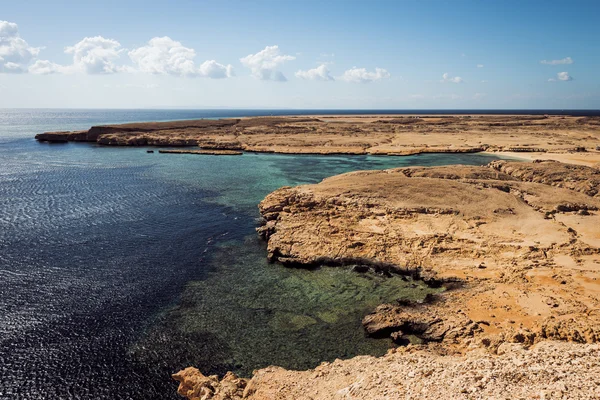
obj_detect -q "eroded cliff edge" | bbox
[258,160,600,347]
[174,160,600,399]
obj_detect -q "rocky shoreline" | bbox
[33,115,600,399]
[173,341,600,399]
[35,115,600,164]
[174,159,600,399]
[257,160,600,347]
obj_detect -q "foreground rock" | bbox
[35,115,600,162]
[173,368,247,400]
[174,341,600,399]
[258,160,600,347]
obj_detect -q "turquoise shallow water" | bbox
[0,109,506,399]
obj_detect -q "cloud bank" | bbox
[2,22,234,79]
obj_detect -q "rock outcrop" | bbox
[174,159,600,399]
[257,161,600,348]
[35,115,600,161]
[173,368,247,400]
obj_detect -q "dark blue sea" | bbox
[0,109,590,399]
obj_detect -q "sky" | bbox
[1,0,599,109]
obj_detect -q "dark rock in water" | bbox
[390,331,408,345]
[377,269,393,278]
[397,293,436,307]
[351,265,371,273]
[147,150,154,153]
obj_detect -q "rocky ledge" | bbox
[174,159,600,399]
[257,160,600,348]
[35,115,600,160]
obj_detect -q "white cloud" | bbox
[541,57,573,65]
[295,64,333,81]
[198,59,234,79]
[549,71,573,82]
[128,37,233,78]
[339,67,390,83]
[30,35,233,78]
[65,36,125,74]
[557,71,573,81]
[28,59,63,74]
[30,36,126,75]
[129,37,196,76]
[477,64,484,68]
[240,45,295,81]
[0,20,41,73]
[473,92,486,100]
[441,73,463,83]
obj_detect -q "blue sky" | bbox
[1,0,599,109]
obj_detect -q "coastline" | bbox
[32,113,600,398]
[35,114,600,161]
[173,158,600,399]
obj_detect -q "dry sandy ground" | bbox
[491,151,600,167]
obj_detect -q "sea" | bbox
[0,109,596,399]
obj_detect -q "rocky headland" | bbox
[257,160,600,348]
[35,115,600,166]
[175,158,600,399]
